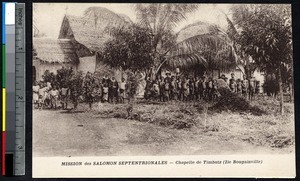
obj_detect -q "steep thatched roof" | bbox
[58,7,131,52]
[33,38,79,64]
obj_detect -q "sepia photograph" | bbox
[32,3,295,177]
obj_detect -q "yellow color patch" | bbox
[2,88,6,131]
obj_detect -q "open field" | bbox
[33,97,294,157]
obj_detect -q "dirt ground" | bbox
[33,105,294,157]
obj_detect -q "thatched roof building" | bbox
[57,7,132,81]
[33,7,133,81]
[58,7,131,53]
[33,38,79,81]
[33,38,79,64]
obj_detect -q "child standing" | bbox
[119,78,127,103]
[60,85,69,110]
[50,86,59,109]
[236,79,242,95]
[33,81,40,109]
[152,80,160,101]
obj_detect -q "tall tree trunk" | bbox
[278,67,284,115]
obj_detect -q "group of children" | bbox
[226,73,261,100]
[144,72,261,102]
[32,81,60,109]
[33,71,262,110]
[32,72,130,110]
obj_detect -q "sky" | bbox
[33,3,233,39]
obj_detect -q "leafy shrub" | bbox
[210,88,266,116]
[42,70,56,84]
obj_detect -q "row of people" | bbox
[225,73,261,100]
[32,73,130,110]
[144,73,261,102]
[33,72,262,110]
[145,74,220,102]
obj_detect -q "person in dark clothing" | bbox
[108,76,118,103]
[189,78,195,101]
[144,77,153,100]
[165,72,172,84]
[207,77,214,101]
[83,72,95,109]
[102,74,111,86]
[152,80,160,101]
[159,77,165,102]
[163,78,170,101]
[199,76,207,100]
[212,79,220,101]
[102,75,111,102]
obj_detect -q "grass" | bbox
[69,94,294,151]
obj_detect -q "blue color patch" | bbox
[2,2,5,44]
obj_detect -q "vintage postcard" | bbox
[32,3,295,178]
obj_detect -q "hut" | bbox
[32,38,79,81]
[58,7,132,79]
[33,7,132,82]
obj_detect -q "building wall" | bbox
[77,55,96,73]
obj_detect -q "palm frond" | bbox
[135,4,199,38]
[168,22,237,71]
[168,52,208,70]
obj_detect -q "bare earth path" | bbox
[33,110,288,157]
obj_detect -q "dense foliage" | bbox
[232,5,292,73]
[230,4,292,114]
[102,25,154,73]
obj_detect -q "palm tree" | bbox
[135,4,237,78]
[222,4,258,79]
[168,21,237,76]
[135,4,198,51]
[85,4,237,79]
[134,4,199,78]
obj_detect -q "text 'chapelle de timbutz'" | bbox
[61,159,263,166]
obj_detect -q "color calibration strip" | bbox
[2,2,16,176]
[2,2,26,176]
[14,3,26,176]
[1,2,5,175]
